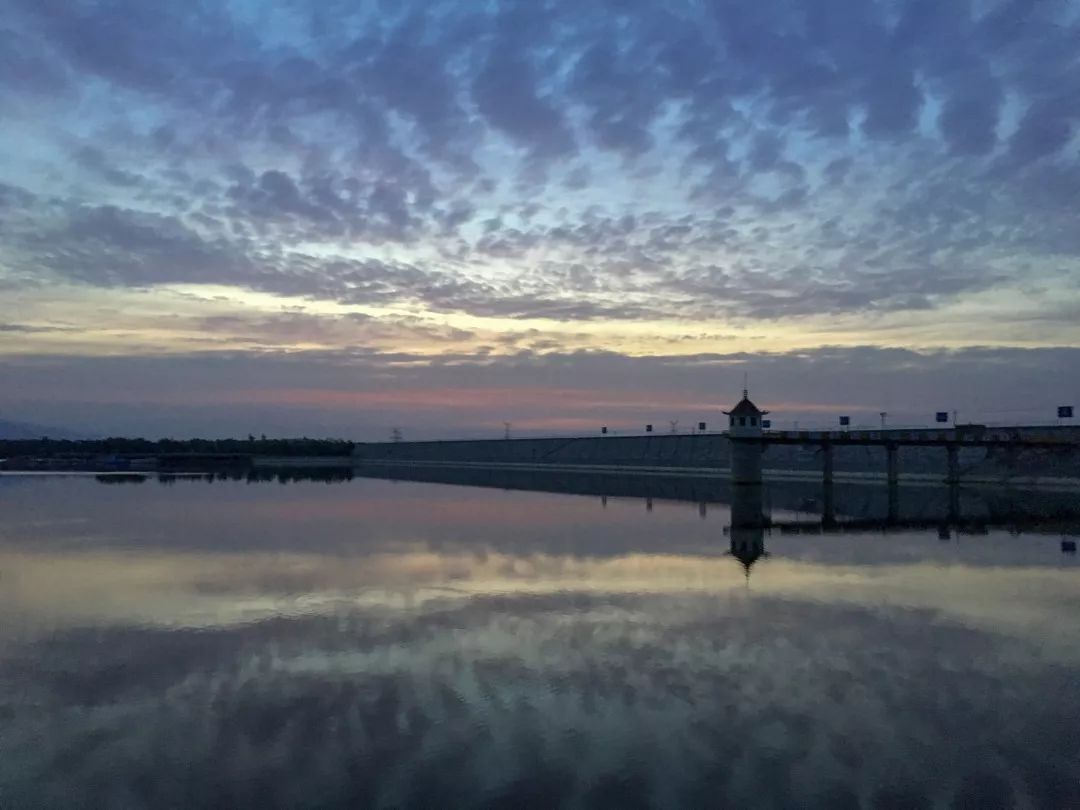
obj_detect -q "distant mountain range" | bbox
[0,419,88,440]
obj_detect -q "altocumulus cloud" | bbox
[0,0,1078,433]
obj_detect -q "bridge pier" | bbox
[822,480,836,527]
[887,481,899,523]
[946,444,960,484]
[948,481,961,525]
[730,439,764,485]
[886,443,900,521]
[820,442,837,526]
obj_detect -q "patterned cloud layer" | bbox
[1,1,1078,434]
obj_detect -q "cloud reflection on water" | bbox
[3,587,1078,808]
[0,475,1078,807]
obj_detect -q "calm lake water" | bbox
[1,470,1078,809]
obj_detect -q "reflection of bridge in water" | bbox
[91,464,1080,566]
[349,463,1080,557]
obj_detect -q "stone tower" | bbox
[725,390,767,485]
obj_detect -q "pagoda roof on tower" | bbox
[729,543,770,581]
[723,396,767,416]
[734,551,766,579]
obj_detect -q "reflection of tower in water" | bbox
[729,484,769,581]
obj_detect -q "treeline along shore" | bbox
[0,437,354,456]
[0,437,354,471]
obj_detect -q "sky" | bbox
[1,0,1078,438]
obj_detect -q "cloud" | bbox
[1010,96,1078,165]
[938,69,1003,156]
[0,0,1078,412]
[472,38,576,159]
[30,204,248,288]
[188,310,475,349]
[1,345,1078,438]
[0,323,74,333]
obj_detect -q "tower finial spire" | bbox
[743,370,749,400]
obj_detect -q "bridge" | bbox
[740,430,1080,487]
[730,430,1080,525]
[724,393,1080,489]
[351,393,1080,487]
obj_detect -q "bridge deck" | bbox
[741,433,1080,449]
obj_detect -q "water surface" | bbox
[1,472,1078,808]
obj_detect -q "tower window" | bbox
[739,417,746,426]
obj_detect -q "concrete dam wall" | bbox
[353,428,1080,485]
[354,434,731,468]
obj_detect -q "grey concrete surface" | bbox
[353,427,1080,483]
